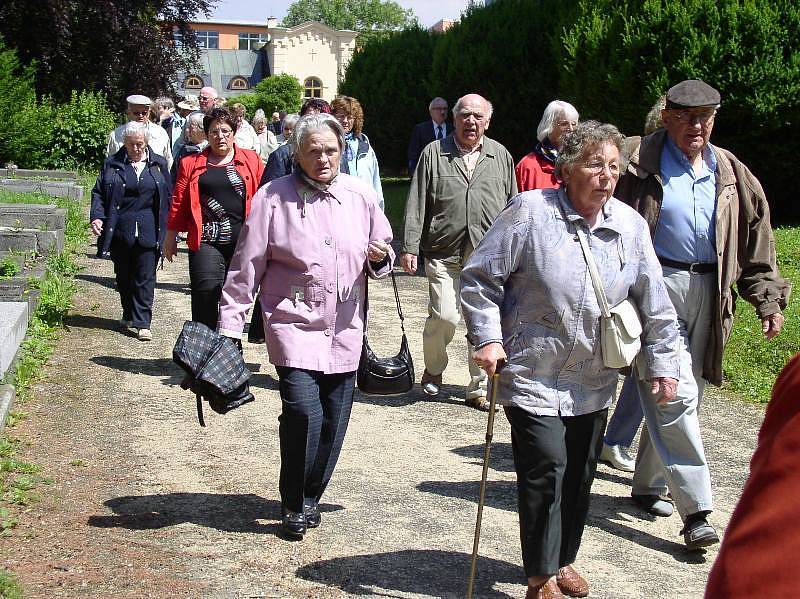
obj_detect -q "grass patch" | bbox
[382,177,410,235]
[0,569,22,598]
[722,227,800,402]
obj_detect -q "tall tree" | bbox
[0,0,216,109]
[283,0,417,47]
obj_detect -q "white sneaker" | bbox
[600,443,635,472]
[137,328,152,341]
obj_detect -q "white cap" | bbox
[126,94,152,105]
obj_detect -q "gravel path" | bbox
[1,246,764,598]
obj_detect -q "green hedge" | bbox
[341,0,800,220]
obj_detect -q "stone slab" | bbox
[0,302,28,379]
[0,204,66,230]
[1,168,79,180]
[0,179,83,201]
[0,384,14,433]
[0,228,64,255]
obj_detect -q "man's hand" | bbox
[163,229,178,262]
[650,377,678,404]
[762,312,784,340]
[472,342,507,377]
[400,252,417,274]
[90,219,103,236]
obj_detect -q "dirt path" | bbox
[1,246,763,598]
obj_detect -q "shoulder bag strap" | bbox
[363,267,406,335]
[576,226,612,318]
[390,269,407,335]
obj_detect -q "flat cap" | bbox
[665,79,720,109]
[126,94,152,106]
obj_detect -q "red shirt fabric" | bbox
[515,150,559,193]
[705,353,800,598]
[168,145,264,251]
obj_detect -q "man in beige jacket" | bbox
[401,93,516,411]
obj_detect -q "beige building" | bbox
[176,18,357,101]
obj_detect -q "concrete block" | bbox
[0,384,14,434]
[0,204,66,230]
[0,179,83,201]
[0,302,28,380]
[2,168,79,180]
[0,227,64,255]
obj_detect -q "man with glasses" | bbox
[198,86,218,115]
[107,94,173,170]
[615,79,790,549]
[402,93,516,411]
[407,97,452,174]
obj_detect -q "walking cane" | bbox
[466,360,504,599]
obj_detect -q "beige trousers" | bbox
[422,244,487,399]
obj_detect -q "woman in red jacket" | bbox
[163,107,264,329]
[515,100,578,192]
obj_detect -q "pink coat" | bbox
[218,172,394,374]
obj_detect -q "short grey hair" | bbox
[291,113,344,160]
[429,96,448,110]
[155,96,174,110]
[121,121,150,143]
[185,111,205,129]
[452,95,494,120]
[555,120,627,179]
[537,100,579,143]
[282,113,300,130]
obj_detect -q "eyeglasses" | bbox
[209,128,233,137]
[556,120,578,128]
[130,110,149,116]
[334,113,352,121]
[199,95,213,102]
[669,108,717,124]
[583,160,620,176]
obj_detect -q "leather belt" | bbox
[658,256,717,274]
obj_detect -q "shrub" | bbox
[42,90,118,171]
[234,74,304,118]
[339,26,440,174]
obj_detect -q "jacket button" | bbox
[325,237,332,245]
[324,328,332,336]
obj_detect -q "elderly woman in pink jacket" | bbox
[217,113,394,540]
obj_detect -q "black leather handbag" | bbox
[357,269,414,395]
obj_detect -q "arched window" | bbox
[304,77,323,98]
[228,77,249,91]
[184,75,203,89]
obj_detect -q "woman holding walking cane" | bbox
[460,121,679,598]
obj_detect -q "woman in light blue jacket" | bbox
[331,95,384,210]
[461,121,680,598]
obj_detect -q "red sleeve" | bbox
[168,154,193,231]
[705,353,800,598]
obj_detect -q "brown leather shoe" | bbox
[556,565,589,597]
[525,578,565,599]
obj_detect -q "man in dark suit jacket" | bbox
[407,97,451,174]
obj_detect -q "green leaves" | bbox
[235,74,304,117]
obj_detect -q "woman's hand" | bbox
[367,239,390,263]
[650,377,678,404]
[163,229,178,262]
[472,342,507,377]
[90,219,103,236]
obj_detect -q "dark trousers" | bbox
[276,366,355,513]
[110,237,157,328]
[188,242,235,330]
[505,405,608,577]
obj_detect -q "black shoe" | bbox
[681,514,719,550]
[281,509,306,539]
[632,493,674,517]
[304,501,321,528]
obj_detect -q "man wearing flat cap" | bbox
[107,94,173,169]
[615,79,791,549]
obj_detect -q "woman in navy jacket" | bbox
[90,121,172,341]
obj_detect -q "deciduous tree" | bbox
[283,0,417,46]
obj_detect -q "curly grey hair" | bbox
[555,120,627,179]
[291,113,344,159]
[121,121,150,143]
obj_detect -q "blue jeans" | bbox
[276,367,355,513]
[603,376,643,447]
